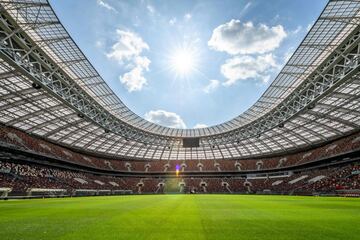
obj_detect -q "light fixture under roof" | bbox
[32,82,41,89]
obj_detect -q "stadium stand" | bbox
[0,0,360,199]
[0,150,359,198]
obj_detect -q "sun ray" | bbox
[168,44,200,78]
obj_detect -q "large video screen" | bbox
[182,138,200,148]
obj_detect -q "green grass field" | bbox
[0,195,359,240]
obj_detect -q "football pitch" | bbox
[0,195,359,240]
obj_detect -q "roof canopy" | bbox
[0,0,359,160]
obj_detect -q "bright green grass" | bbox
[0,195,359,240]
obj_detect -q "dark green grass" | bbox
[0,195,359,240]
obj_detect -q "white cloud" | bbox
[133,56,150,70]
[119,56,150,92]
[106,30,149,63]
[291,26,302,35]
[169,17,177,25]
[239,2,252,17]
[147,5,155,14]
[95,40,104,48]
[283,47,295,63]
[145,110,186,128]
[107,29,150,92]
[120,66,147,92]
[221,54,279,85]
[273,14,280,22]
[203,79,220,93]
[208,19,287,55]
[97,0,117,12]
[243,2,252,11]
[184,13,192,21]
[193,123,208,129]
[307,21,315,31]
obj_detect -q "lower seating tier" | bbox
[0,159,359,197]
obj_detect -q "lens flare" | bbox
[176,164,180,176]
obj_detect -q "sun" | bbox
[169,46,198,77]
[171,50,194,74]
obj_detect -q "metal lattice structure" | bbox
[0,0,359,160]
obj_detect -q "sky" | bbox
[50,0,328,129]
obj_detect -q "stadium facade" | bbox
[0,0,359,197]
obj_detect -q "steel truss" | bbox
[205,27,360,145]
[0,8,179,147]
[0,0,359,160]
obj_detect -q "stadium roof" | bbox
[0,0,359,160]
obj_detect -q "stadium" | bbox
[0,0,360,239]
